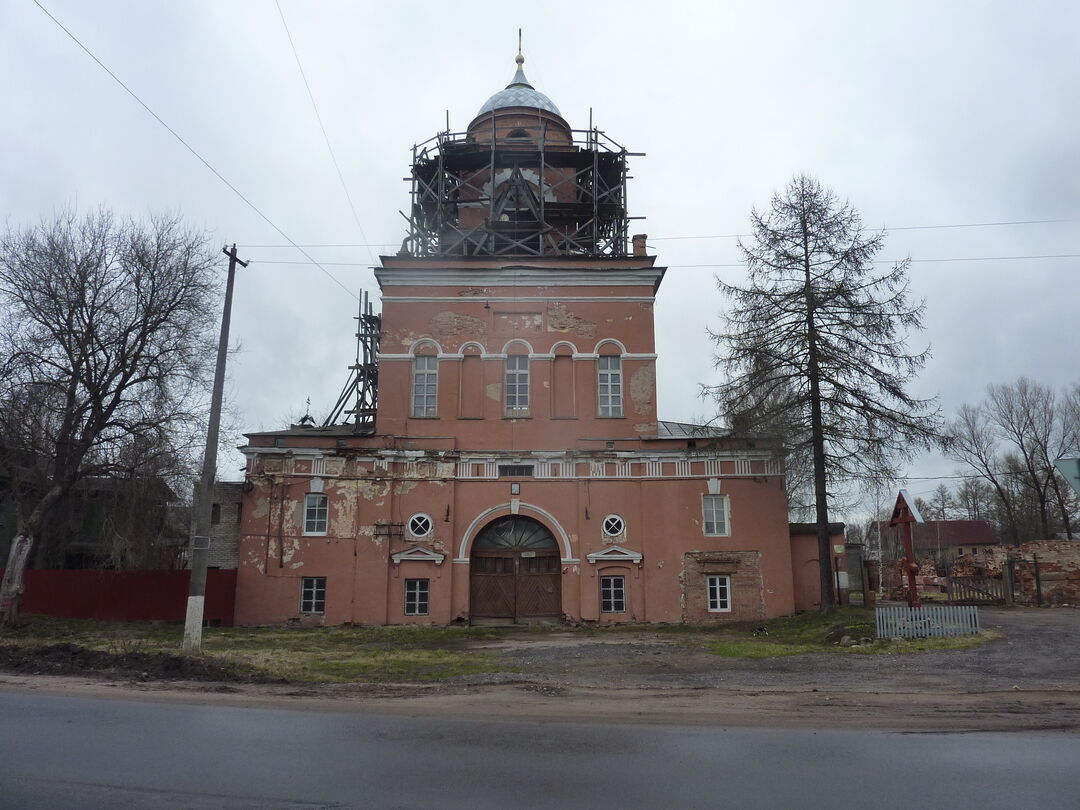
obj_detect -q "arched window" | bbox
[411,344,438,418]
[597,344,623,417]
[505,345,530,415]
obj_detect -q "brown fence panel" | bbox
[0,569,237,626]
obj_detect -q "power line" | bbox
[237,216,1080,251]
[33,0,360,301]
[246,253,1080,269]
[275,1,376,267]
[649,217,1080,241]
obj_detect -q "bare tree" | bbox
[926,482,956,521]
[956,476,995,522]
[706,175,941,610]
[0,210,219,624]
[947,379,1079,542]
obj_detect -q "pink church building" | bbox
[233,53,833,626]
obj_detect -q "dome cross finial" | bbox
[508,29,531,88]
[516,28,524,65]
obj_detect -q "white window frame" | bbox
[412,354,438,418]
[707,574,732,613]
[597,355,623,417]
[300,576,326,614]
[408,513,433,538]
[505,354,530,413]
[600,575,626,613]
[701,494,730,536]
[304,493,328,536]
[404,578,430,616]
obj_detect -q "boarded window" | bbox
[458,346,483,418]
[552,345,575,418]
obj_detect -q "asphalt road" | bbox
[1,690,1078,810]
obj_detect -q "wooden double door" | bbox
[469,516,562,622]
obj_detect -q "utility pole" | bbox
[182,244,247,655]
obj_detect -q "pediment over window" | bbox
[586,545,642,565]
[391,546,446,565]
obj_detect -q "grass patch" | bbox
[1,616,512,683]
[698,608,993,659]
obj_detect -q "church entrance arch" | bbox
[469,516,562,623]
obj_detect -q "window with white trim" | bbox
[412,354,438,417]
[597,355,623,417]
[300,576,326,614]
[600,575,626,613]
[304,493,328,535]
[404,578,430,616]
[408,513,433,538]
[707,574,731,612]
[702,494,729,536]
[602,514,625,537]
[505,354,529,412]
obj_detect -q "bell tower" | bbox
[374,48,663,449]
[402,49,634,258]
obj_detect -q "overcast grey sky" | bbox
[3,1,1078,510]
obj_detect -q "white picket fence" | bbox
[875,605,981,639]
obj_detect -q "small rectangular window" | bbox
[404,578,430,616]
[210,503,221,525]
[300,576,326,614]
[702,494,729,536]
[505,355,529,412]
[412,355,438,417]
[597,355,623,417]
[707,574,731,612]
[600,575,626,613]
[304,493,328,535]
[497,464,534,478]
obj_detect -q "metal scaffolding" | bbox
[400,124,640,258]
[323,291,380,432]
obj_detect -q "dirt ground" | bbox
[2,607,1079,732]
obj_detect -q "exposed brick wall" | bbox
[682,550,764,622]
[1012,541,1080,604]
[194,481,243,570]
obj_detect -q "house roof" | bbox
[888,519,997,550]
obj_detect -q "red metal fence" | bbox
[0,569,237,626]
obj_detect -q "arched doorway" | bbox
[469,515,562,623]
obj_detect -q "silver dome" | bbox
[476,58,562,117]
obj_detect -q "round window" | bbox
[408,513,433,537]
[602,515,625,537]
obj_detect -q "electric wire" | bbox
[275,1,376,267]
[33,0,361,301]
[239,217,1080,249]
[243,253,1080,268]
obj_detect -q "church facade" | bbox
[233,54,826,626]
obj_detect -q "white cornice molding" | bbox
[375,267,664,288]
